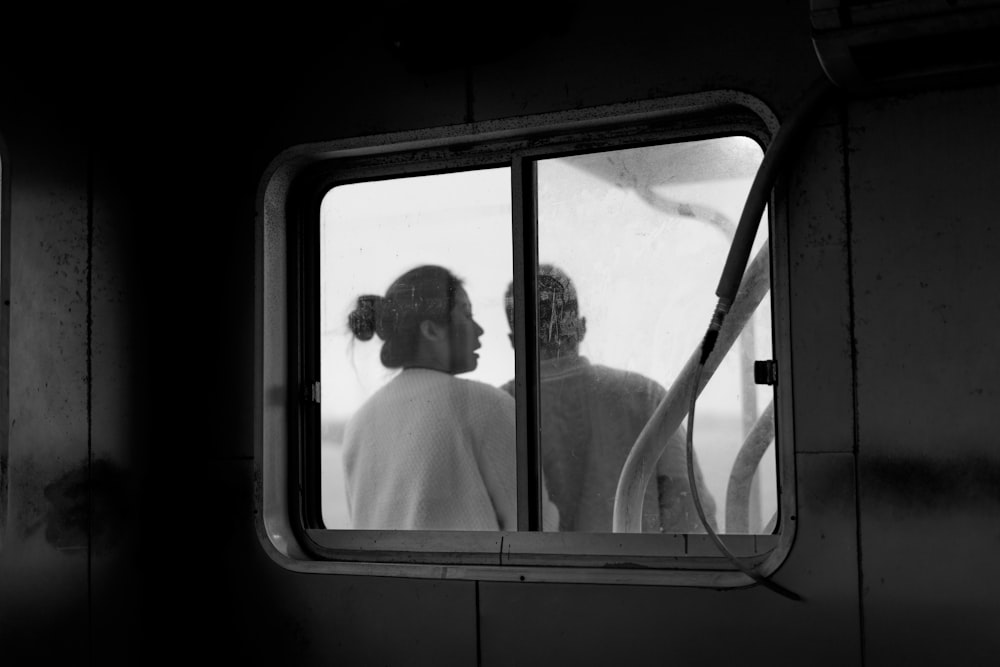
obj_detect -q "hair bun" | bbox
[348,294,401,342]
[348,295,380,341]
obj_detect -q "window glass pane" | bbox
[320,168,516,530]
[534,136,774,535]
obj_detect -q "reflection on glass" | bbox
[534,136,774,535]
[320,169,516,530]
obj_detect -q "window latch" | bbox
[303,382,321,403]
[753,360,777,386]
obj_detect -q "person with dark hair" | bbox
[502,264,717,533]
[342,264,558,531]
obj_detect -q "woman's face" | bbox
[447,287,483,374]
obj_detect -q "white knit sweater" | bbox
[343,368,557,531]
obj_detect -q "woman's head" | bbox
[348,265,483,373]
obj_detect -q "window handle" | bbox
[753,360,777,386]
[303,382,321,403]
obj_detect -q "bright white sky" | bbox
[319,136,775,531]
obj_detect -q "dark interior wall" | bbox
[16,4,1000,666]
[848,84,1000,666]
[0,74,92,663]
[1,5,831,665]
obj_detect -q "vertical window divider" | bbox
[511,156,541,532]
[291,174,325,534]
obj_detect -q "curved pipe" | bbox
[613,79,839,536]
[670,80,838,600]
[635,188,761,455]
[634,188,738,238]
[725,400,775,534]
[612,244,771,533]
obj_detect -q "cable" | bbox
[715,78,837,304]
[700,78,839,367]
[686,357,802,601]
[683,79,841,600]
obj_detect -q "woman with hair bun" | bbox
[342,265,557,531]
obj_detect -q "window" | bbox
[320,169,514,530]
[257,92,794,585]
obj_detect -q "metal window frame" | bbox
[254,90,796,586]
[0,132,8,551]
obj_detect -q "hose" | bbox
[687,78,839,600]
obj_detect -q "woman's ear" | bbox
[419,319,446,342]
